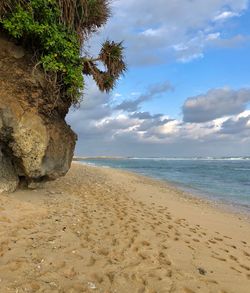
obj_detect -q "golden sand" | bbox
[0,163,249,292]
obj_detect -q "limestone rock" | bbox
[0,149,19,193]
[0,32,77,190]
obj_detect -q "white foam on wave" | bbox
[128,157,250,161]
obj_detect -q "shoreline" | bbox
[0,163,249,292]
[76,161,250,221]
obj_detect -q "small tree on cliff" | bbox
[0,0,126,105]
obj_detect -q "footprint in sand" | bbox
[211,255,227,262]
[230,266,242,274]
[90,272,104,284]
[141,240,150,247]
[243,250,250,257]
[214,237,223,242]
[219,248,229,253]
[226,244,237,250]
[192,238,200,243]
[239,263,250,272]
[158,252,171,266]
[87,256,96,266]
[209,239,217,244]
[184,287,196,293]
[229,255,238,262]
[97,247,109,256]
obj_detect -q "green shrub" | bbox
[1,0,83,103]
[0,0,126,105]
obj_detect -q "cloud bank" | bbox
[67,81,250,157]
[89,0,249,65]
[115,81,174,112]
[183,88,250,123]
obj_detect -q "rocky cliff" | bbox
[0,32,77,192]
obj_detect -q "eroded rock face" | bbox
[0,32,77,192]
[0,148,19,193]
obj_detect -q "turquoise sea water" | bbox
[79,158,250,212]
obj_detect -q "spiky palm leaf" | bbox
[99,40,126,78]
[82,40,126,92]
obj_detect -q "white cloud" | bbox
[214,11,240,21]
[206,32,221,41]
[183,88,250,123]
[67,79,250,157]
[239,110,250,118]
[88,0,249,65]
[113,93,122,98]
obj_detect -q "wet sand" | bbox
[0,163,249,293]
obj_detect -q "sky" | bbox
[67,0,250,157]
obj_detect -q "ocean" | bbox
[78,157,250,213]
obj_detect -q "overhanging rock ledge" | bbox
[0,32,77,192]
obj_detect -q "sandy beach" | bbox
[0,163,249,293]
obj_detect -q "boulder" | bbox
[0,32,77,192]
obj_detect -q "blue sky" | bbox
[117,42,250,118]
[68,0,250,157]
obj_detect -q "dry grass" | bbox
[57,0,110,42]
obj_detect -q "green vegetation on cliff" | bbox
[0,0,126,104]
